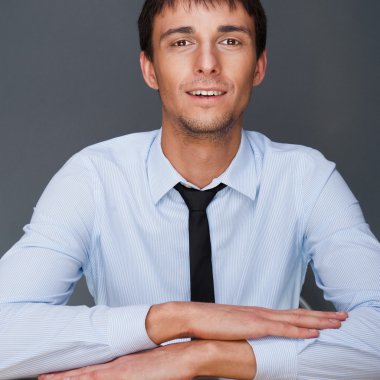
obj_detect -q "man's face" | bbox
[140,1,267,138]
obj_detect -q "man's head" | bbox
[138,0,268,139]
[138,0,267,62]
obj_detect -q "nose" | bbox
[194,43,220,76]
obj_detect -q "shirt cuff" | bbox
[107,304,158,356]
[248,337,298,380]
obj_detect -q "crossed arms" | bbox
[38,302,348,380]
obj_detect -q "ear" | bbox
[140,51,159,90]
[252,49,267,87]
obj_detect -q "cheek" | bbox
[224,56,255,90]
[234,75,254,103]
[155,63,185,96]
[240,62,256,90]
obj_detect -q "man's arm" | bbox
[296,168,380,379]
[0,154,159,379]
[145,301,346,344]
[248,166,380,379]
[39,340,256,380]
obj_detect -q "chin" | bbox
[177,113,237,140]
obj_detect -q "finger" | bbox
[255,319,321,339]
[256,307,348,321]
[256,311,344,329]
[39,372,96,380]
[39,363,112,380]
[64,369,116,380]
[285,309,348,320]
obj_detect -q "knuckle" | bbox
[291,313,302,323]
[295,308,307,316]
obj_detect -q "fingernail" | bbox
[336,311,348,316]
[308,329,319,336]
[329,319,341,325]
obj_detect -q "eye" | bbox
[220,38,241,46]
[172,39,193,47]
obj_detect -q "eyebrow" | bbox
[217,25,252,36]
[160,26,194,42]
[159,24,252,42]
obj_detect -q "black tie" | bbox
[174,182,226,303]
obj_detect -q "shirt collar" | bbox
[147,129,186,205]
[147,129,258,205]
[218,130,258,201]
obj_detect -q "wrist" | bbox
[145,301,190,344]
[187,340,220,378]
[188,340,257,380]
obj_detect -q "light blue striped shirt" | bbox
[0,129,379,379]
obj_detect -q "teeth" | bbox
[190,90,224,96]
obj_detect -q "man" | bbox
[0,0,379,379]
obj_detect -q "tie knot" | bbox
[174,183,226,212]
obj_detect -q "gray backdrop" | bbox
[1,0,379,313]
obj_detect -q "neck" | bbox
[161,123,242,189]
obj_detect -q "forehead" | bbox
[153,0,255,36]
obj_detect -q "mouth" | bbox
[187,89,227,98]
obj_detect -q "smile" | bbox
[188,90,226,96]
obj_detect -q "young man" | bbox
[0,1,379,379]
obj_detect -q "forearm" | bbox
[145,301,345,344]
[0,303,156,379]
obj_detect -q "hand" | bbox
[38,340,257,380]
[38,342,196,380]
[146,301,348,344]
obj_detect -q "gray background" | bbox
[1,0,379,316]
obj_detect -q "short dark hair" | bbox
[138,0,267,61]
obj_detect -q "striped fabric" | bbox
[0,129,379,379]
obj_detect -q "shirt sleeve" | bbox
[248,152,380,379]
[0,153,157,379]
